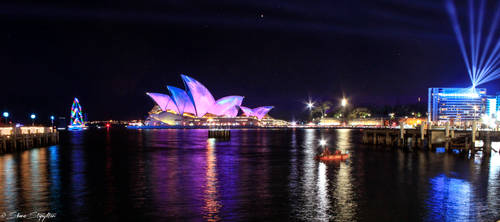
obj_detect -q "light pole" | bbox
[50,115,55,128]
[30,113,36,126]
[341,98,348,125]
[341,98,348,107]
[2,112,9,125]
[306,101,314,121]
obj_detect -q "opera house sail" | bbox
[211,96,244,117]
[144,74,280,127]
[167,86,196,115]
[145,93,175,111]
[239,106,274,120]
[181,74,216,117]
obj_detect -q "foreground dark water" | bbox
[0,128,499,221]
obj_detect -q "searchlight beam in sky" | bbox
[446,0,500,87]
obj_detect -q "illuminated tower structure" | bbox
[68,97,87,130]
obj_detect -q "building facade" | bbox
[486,96,498,117]
[428,87,487,122]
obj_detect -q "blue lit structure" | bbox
[428,88,486,122]
[486,96,497,117]
[484,93,500,118]
[426,174,473,221]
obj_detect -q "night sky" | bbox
[2,0,500,121]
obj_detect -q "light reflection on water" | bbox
[0,129,497,221]
[202,138,220,221]
[299,129,321,220]
[487,149,500,220]
[1,155,17,213]
[427,174,473,221]
[333,129,356,221]
[316,162,329,221]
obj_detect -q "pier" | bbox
[0,126,59,154]
[361,122,496,154]
[208,129,231,140]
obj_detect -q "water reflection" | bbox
[316,162,329,220]
[48,146,61,214]
[0,129,498,221]
[487,143,500,219]
[300,129,321,220]
[1,155,17,213]
[0,146,55,216]
[70,131,87,213]
[333,129,356,221]
[203,138,220,221]
[30,149,49,210]
[336,129,350,152]
[20,151,33,210]
[427,174,473,221]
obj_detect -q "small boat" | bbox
[315,149,349,161]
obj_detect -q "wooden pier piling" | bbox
[208,129,231,140]
[361,125,497,155]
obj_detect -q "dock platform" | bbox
[361,122,495,154]
[0,127,59,154]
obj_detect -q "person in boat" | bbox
[320,148,331,156]
[320,148,343,157]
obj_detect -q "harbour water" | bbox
[0,128,498,221]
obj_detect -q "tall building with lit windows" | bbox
[486,96,497,117]
[428,87,487,122]
[485,93,500,118]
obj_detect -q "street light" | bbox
[2,112,8,124]
[307,101,314,110]
[341,98,348,107]
[30,113,36,126]
[50,115,55,127]
[306,100,315,121]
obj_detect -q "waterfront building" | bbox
[318,118,342,126]
[484,93,500,118]
[486,96,497,118]
[399,117,426,127]
[145,75,286,127]
[428,87,487,122]
[348,118,384,127]
[317,117,385,127]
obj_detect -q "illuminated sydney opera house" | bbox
[144,75,287,127]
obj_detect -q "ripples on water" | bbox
[0,129,498,221]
